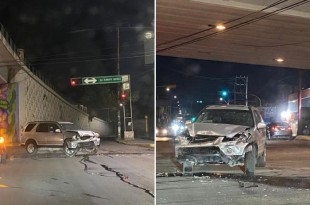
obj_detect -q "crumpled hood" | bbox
[188,123,249,138]
[66,130,96,136]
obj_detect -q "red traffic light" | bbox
[70,78,82,86]
[121,93,126,100]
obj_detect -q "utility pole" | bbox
[233,76,248,105]
[245,76,248,106]
[117,26,121,139]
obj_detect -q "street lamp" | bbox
[220,97,229,105]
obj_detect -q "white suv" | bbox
[175,105,267,176]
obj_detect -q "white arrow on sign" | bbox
[84,78,97,84]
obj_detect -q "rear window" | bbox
[24,123,36,132]
[275,122,289,126]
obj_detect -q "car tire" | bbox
[25,140,38,155]
[244,145,256,176]
[63,140,78,157]
[256,147,266,167]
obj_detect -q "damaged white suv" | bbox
[175,105,267,176]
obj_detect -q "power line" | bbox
[157,0,288,48]
[157,0,309,53]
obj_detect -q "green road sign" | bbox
[82,75,129,85]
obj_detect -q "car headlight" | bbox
[0,137,4,144]
[156,129,159,134]
[172,124,179,131]
[224,132,249,143]
[72,135,78,140]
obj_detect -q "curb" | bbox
[115,139,154,148]
[295,135,310,141]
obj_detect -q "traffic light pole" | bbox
[117,26,121,139]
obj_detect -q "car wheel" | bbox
[244,145,256,176]
[63,140,78,157]
[25,141,38,155]
[256,147,266,167]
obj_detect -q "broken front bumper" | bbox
[67,137,100,149]
[175,140,250,167]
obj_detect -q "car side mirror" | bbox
[257,122,266,129]
[55,129,61,133]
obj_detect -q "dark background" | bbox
[157,56,310,115]
[0,0,154,135]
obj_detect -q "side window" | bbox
[48,123,60,133]
[25,123,36,132]
[36,123,49,132]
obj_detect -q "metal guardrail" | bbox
[0,23,17,54]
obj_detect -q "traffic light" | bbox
[70,78,82,86]
[120,92,127,102]
[221,90,228,97]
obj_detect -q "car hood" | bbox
[66,130,96,136]
[188,123,250,138]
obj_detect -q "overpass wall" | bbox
[8,66,112,142]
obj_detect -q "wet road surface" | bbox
[156,139,310,204]
[0,140,154,205]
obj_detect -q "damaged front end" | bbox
[175,129,253,167]
[66,130,100,149]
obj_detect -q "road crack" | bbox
[79,156,154,198]
[100,163,154,198]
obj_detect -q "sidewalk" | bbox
[115,137,154,148]
[295,135,310,141]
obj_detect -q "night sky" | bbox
[157,56,310,115]
[0,0,154,121]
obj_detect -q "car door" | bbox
[35,123,49,145]
[45,123,64,146]
[253,110,266,155]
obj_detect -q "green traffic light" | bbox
[222,91,228,96]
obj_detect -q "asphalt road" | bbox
[0,140,154,205]
[156,139,310,205]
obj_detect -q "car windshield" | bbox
[59,123,80,131]
[195,109,254,127]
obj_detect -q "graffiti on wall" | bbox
[0,83,17,143]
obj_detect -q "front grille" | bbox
[191,135,218,143]
[179,146,220,155]
[78,141,95,148]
